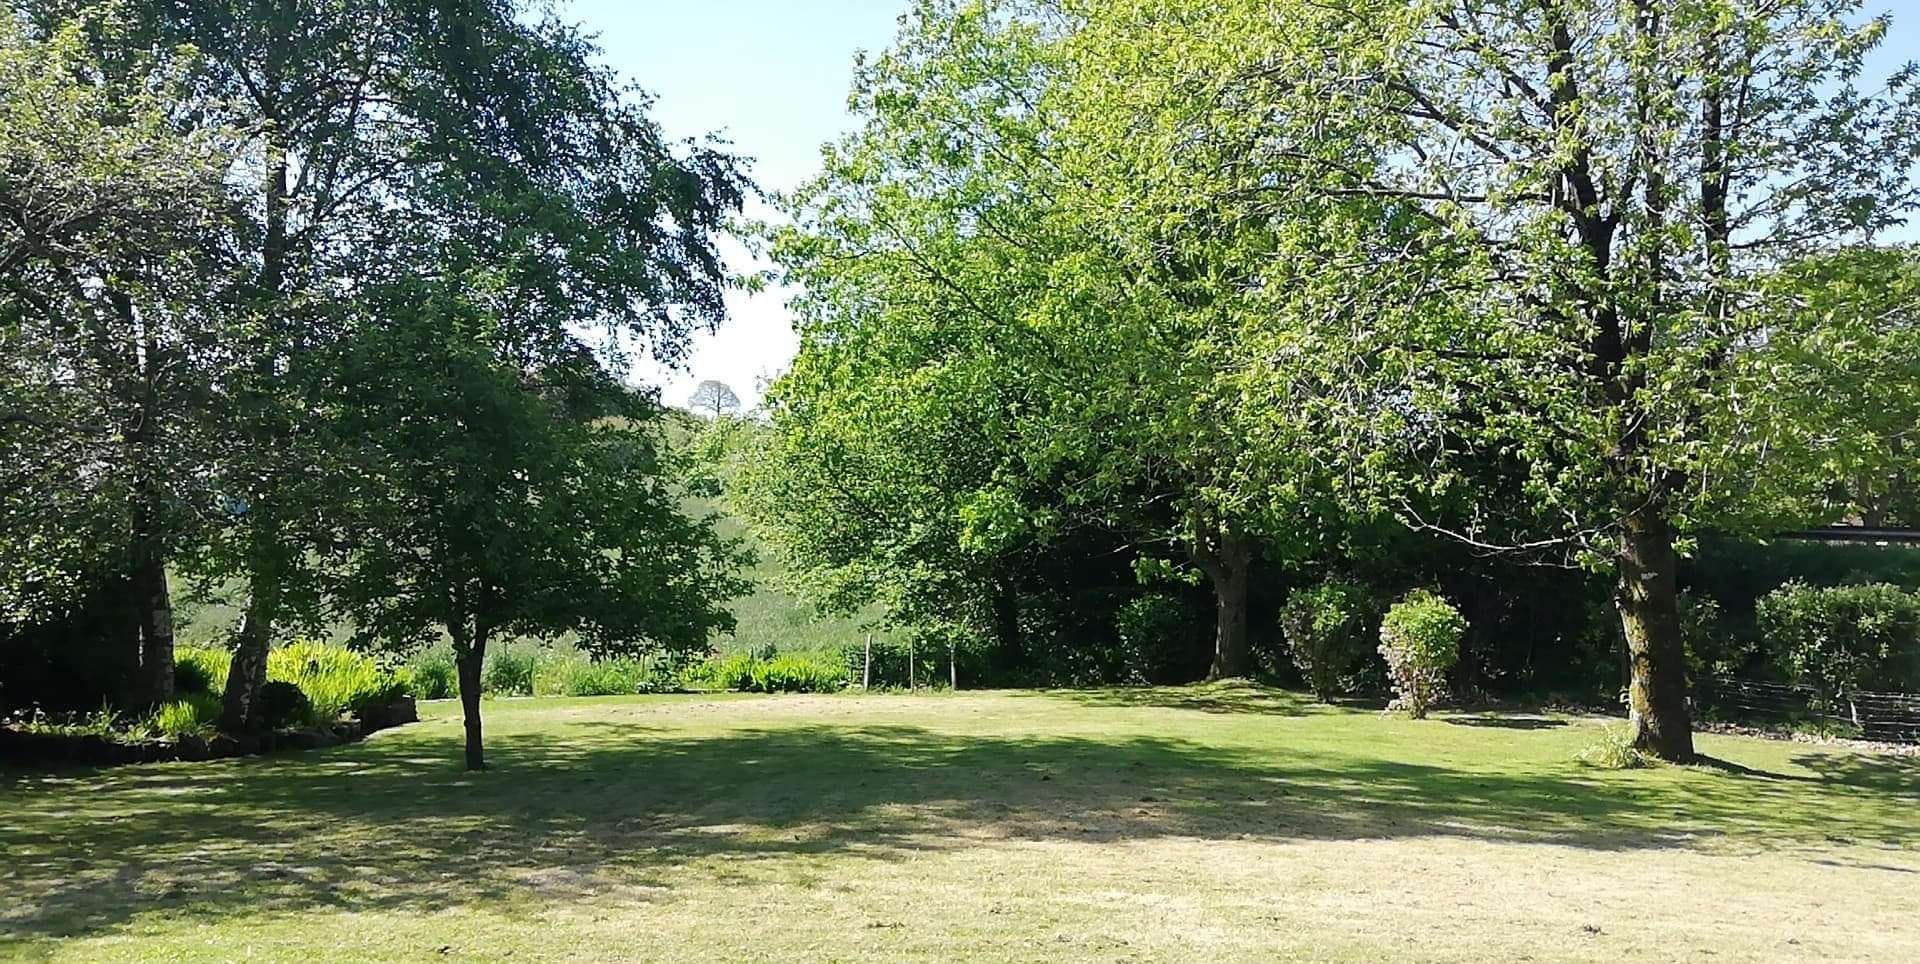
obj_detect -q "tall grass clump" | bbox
[688,650,847,693]
[174,646,231,697]
[148,694,222,739]
[1575,723,1656,770]
[267,640,406,722]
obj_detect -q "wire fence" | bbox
[1698,675,1920,743]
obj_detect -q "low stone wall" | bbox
[0,696,419,767]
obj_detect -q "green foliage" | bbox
[0,11,237,625]
[1756,582,1920,702]
[482,646,545,698]
[1280,581,1376,700]
[253,681,311,731]
[748,654,849,694]
[173,646,231,698]
[266,641,405,723]
[686,651,757,691]
[407,648,458,701]
[1112,594,1206,685]
[1575,724,1655,770]
[149,695,220,740]
[689,651,849,694]
[1378,590,1466,719]
[532,654,685,697]
[835,639,951,689]
[1678,592,1757,683]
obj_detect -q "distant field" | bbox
[4,684,1916,961]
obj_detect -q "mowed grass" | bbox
[3,685,1917,962]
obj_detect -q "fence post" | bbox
[950,640,957,690]
[908,639,915,690]
[863,633,872,690]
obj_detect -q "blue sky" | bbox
[566,1,1920,410]
[565,0,910,409]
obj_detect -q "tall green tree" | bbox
[24,0,749,727]
[1063,0,1920,758]
[759,1,1347,677]
[327,283,749,771]
[0,13,236,703]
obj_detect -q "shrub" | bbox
[1574,723,1654,770]
[691,650,848,693]
[408,647,458,700]
[687,650,757,691]
[267,640,406,722]
[254,680,311,730]
[1112,593,1204,685]
[746,653,848,693]
[482,645,545,696]
[174,646,230,697]
[150,694,221,740]
[1280,580,1375,700]
[531,655,676,697]
[1757,582,1920,715]
[1378,589,1466,719]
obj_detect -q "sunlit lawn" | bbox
[3,684,1917,962]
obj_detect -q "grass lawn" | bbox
[3,685,1917,962]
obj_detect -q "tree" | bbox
[25,0,746,728]
[0,13,236,704]
[303,1,752,768]
[689,379,742,419]
[1064,0,1920,758]
[326,291,749,770]
[757,0,1342,679]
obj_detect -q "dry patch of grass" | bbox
[2,684,1916,961]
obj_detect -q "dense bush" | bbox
[482,645,544,696]
[266,640,407,722]
[174,646,231,697]
[1112,593,1205,685]
[1756,582,1920,709]
[1279,580,1375,700]
[408,647,458,700]
[254,680,312,730]
[1378,590,1466,718]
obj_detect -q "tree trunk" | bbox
[454,626,489,771]
[133,551,175,704]
[220,593,273,730]
[1615,508,1695,762]
[1199,530,1255,681]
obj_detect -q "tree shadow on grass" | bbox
[1039,680,1326,716]
[1,702,1915,948]
[1443,715,1570,730]
[1787,752,1920,798]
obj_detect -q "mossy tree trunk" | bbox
[1615,507,1695,762]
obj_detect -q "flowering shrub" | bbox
[1378,590,1466,718]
